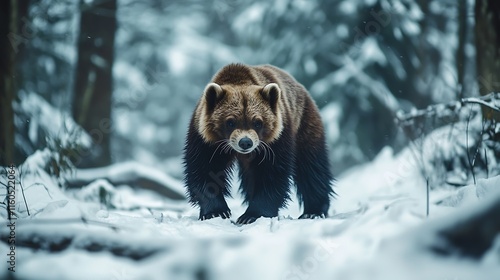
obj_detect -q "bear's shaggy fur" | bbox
[183,63,334,224]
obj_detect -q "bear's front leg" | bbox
[198,191,231,221]
[187,157,233,220]
[184,131,233,221]
[236,154,292,224]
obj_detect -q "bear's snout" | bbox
[238,137,253,150]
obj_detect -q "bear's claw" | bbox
[298,213,326,219]
[200,210,231,221]
[236,213,260,224]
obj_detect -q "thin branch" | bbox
[396,92,500,125]
[25,182,53,199]
[471,120,487,168]
[462,97,500,112]
[484,148,489,178]
[18,164,31,216]
[426,179,430,217]
[465,106,476,185]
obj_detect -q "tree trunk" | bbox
[73,0,117,167]
[475,0,500,121]
[457,0,473,99]
[0,0,17,166]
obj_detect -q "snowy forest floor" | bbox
[1,146,500,280]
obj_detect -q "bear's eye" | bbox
[253,119,263,130]
[226,119,236,129]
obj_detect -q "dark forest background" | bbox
[1,0,499,181]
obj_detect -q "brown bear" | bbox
[183,63,334,224]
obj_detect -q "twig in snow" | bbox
[25,182,53,199]
[484,148,489,178]
[465,106,476,185]
[426,179,430,217]
[471,120,487,173]
[18,164,31,216]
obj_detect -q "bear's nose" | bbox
[238,137,253,150]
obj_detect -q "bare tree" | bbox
[475,0,500,121]
[73,0,117,167]
[457,0,475,99]
[0,0,18,166]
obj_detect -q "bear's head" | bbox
[197,82,283,154]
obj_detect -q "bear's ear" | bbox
[204,83,224,112]
[260,83,281,114]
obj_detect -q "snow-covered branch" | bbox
[65,162,186,200]
[396,92,500,127]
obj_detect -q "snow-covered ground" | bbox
[1,147,499,280]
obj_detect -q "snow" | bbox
[2,144,499,279]
[14,91,92,148]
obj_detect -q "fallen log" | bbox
[65,161,186,200]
